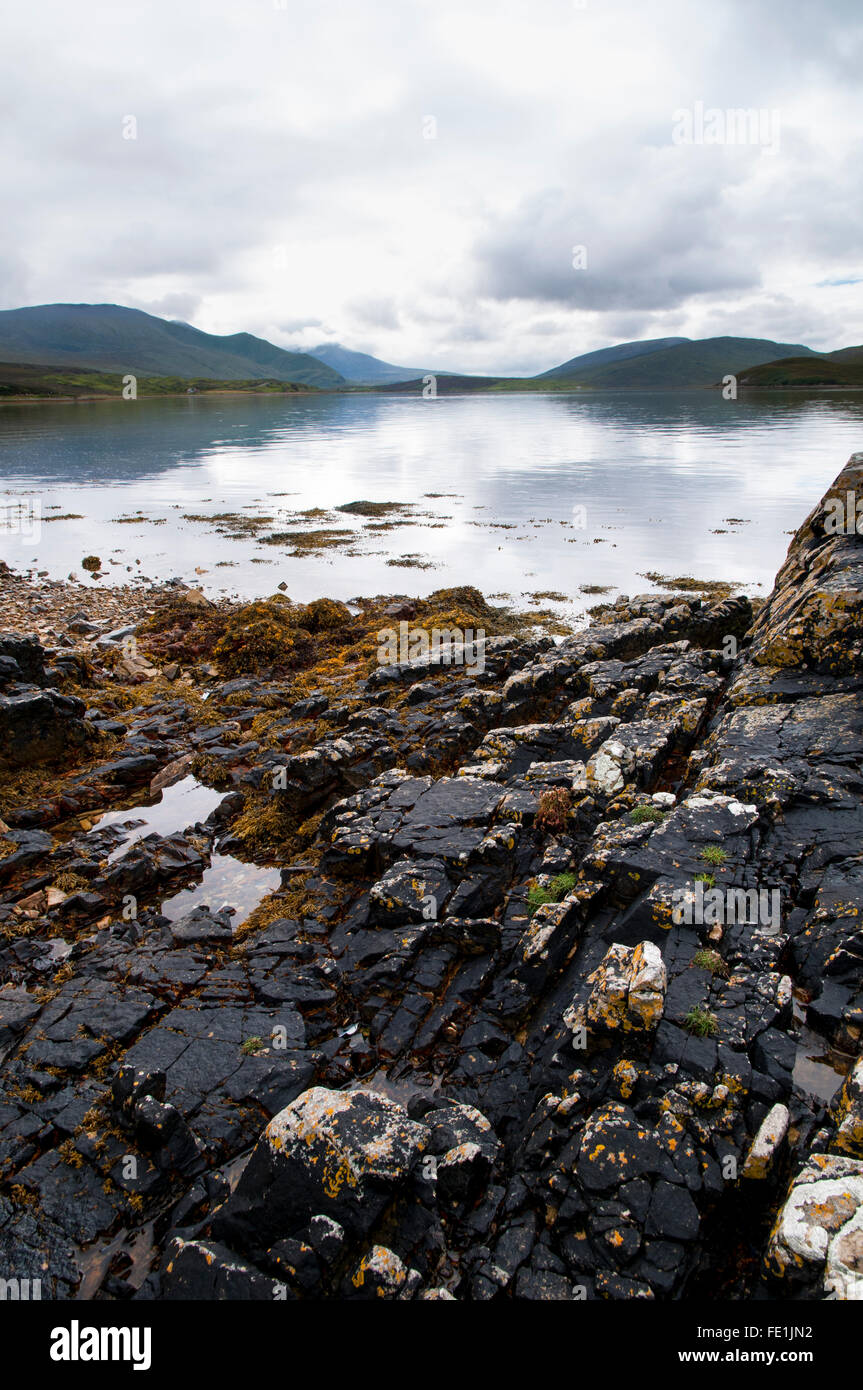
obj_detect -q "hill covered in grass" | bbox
[537,336,691,380]
[0,361,318,399]
[0,304,344,388]
[736,356,863,389]
[536,335,819,389]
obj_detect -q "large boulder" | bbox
[0,633,47,687]
[565,940,667,1039]
[0,690,97,767]
[765,1153,863,1298]
[210,1086,429,1254]
[747,454,863,675]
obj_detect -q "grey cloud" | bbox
[1,0,862,371]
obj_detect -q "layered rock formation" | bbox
[2,457,863,1300]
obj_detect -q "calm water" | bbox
[1,390,861,616]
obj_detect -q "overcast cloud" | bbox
[2,0,862,374]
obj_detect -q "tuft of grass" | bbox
[692,949,729,979]
[629,803,666,825]
[683,1005,719,1037]
[695,872,716,888]
[527,885,555,915]
[241,1036,266,1056]
[550,871,577,898]
[527,871,577,916]
[699,845,728,867]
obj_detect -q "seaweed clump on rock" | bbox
[213,597,313,676]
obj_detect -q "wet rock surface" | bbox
[2,461,863,1299]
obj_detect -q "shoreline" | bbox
[4,383,863,405]
[1,462,862,1302]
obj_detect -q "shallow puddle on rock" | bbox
[792,1024,851,1103]
[75,1219,157,1299]
[221,1146,254,1192]
[348,1067,442,1107]
[92,775,224,862]
[158,853,281,926]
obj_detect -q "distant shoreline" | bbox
[4,382,863,405]
[0,386,325,405]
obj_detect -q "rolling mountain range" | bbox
[0,304,344,388]
[0,304,859,395]
[292,342,434,385]
[535,335,819,389]
[537,336,691,379]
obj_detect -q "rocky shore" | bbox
[2,457,863,1302]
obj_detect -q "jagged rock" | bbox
[368,858,452,925]
[742,1103,790,1179]
[513,898,583,987]
[133,1095,203,1173]
[0,986,42,1049]
[210,1087,430,1253]
[0,690,96,767]
[565,941,667,1038]
[833,1058,863,1159]
[162,1237,286,1299]
[765,1153,863,1297]
[0,633,47,686]
[0,828,53,884]
[150,753,195,795]
[347,1244,416,1299]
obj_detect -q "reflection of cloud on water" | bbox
[1,390,860,603]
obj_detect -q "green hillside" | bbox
[824,345,863,365]
[541,336,819,389]
[366,373,502,394]
[736,356,863,389]
[537,336,690,380]
[0,304,344,388]
[0,361,318,399]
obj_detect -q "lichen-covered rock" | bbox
[210,1086,429,1253]
[162,1237,286,1299]
[348,1244,416,1298]
[368,858,452,926]
[832,1058,863,1159]
[565,941,667,1038]
[765,1153,863,1296]
[747,453,863,675]
[741,1103,790,1179]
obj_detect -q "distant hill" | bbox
[366,373,502,394]
[538,337,690,380]
[301,342,435,385]
[736,356,863,390]
[824,345,863,365]
[537,336,820,389]
[0,304,343,388]
[0,360,318,399]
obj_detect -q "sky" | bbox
[2,0,862,375]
